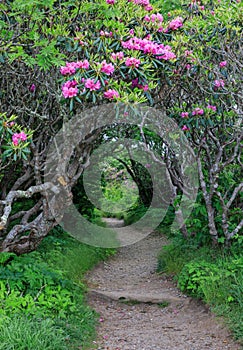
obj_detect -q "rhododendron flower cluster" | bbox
[12,132,27,146]
[104,89,120,99]
[144,13,163,23]
[168,17,183,30]
[132,0,153,10]
[111,52,124,60]
[101,60,115,75]
[122,37,176,60]
[181,112,189,118]
[85,79,101,91]
[207,105,217,111]
[60,60,89,75]
[192,108,204,116]
[100,30,113,37]
[125,57,141,68]
[214,79,225,89]
[219,61,227,67]
[62,80,78,98]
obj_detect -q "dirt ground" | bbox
[86,219,242,350]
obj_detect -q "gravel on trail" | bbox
[85,219,242,350]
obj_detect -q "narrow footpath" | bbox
[86,218,241,350]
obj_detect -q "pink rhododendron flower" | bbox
[140,84,149,91]
[100,30,112,37]
[101,60,115,75]
[76,60,90,69]
[125,57,141,68]
[106,0,115,3]
[192,108,204,116]
[144,15,150,22]
[145,4,153,11]
[214,79,225,89]
[182,125,190,131]
[219,60,227,67]
[62,86,78,98]
[12,132,27,146]
[104,89,120,99]
[185,50,193,56]
[181,112,189,118]
[121,37,176,61]
[207,105,217,111]
[168,17,183,30]
[29,84,36,92]
[18,132,27,141]
[157,13,163,22]
[85,79,101,91]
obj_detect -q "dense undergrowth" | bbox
[157,231,243,343]
[0,226,115,349]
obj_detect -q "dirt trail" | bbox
[86,218,241,350]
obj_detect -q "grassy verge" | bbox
[0,226,116,349]
[157,234,243,344]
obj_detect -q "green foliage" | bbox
[39,226,116,284]
[0,227,117,348]
[157,235,243,342]
[0,315,67,350]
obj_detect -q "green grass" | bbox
[0,316,67,350]
[0,226,116,349]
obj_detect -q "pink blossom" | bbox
[12,132,27,146]
[168,17,183,30]
[76,60,90,69]
[214,79,225,89]
[62,80,78,89]
[125,57,141,68]
[9,122,15,127]
[106,0,115,4]
[85,79,101,91]
[145,4,153,11]
[185,50,193,56]
[60,62,77,75]
[181,112,189,118]
[186,64,191,70]
[200,5,205,10]
[192,108,204,116]
[18,132,27,141]
[12,134,19,146]
[157,13,163,22]
[129,29,134,35]
[100,30,112,37]
[101,60,115,75]
[141,84,149,91]
[182,125,190,131]
[104,89,120,99]
[29,84,36,93]
[144,15,150,22]
[62,86,78,98]
[207,105,217,111]
[151,14,157,22]
[219,60,227,67]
